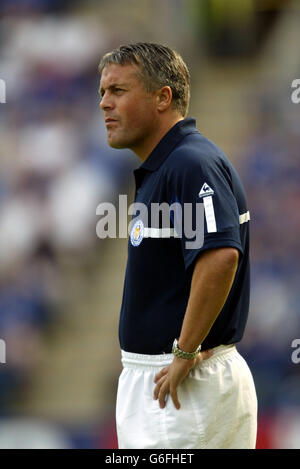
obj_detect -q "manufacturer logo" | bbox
[199,183,214,198]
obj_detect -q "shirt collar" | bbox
[137,118,198,173]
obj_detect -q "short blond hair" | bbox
[99,42,190,118]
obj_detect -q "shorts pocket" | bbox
[161,377,206,449]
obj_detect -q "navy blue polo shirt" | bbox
[119,118,250,354]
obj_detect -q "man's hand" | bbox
[153,349,213,410]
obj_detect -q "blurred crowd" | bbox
[237,91,300,448]
[0,0,299,449]
[0,0,135,447]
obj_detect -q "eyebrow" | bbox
[98,83,128,96]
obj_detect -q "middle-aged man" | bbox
[98,42,257,449]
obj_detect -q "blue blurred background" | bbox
[0,0,299,449]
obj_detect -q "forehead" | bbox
[100,62,141,88]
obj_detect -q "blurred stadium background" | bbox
[0,0,299,449]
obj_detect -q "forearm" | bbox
[178,247,239,352]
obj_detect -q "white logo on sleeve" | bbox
[199,183,214,198]
[198,183,217,232]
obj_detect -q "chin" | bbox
[108,140,128,149]
[108,134,134,149]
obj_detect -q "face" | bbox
[99,63,159,154]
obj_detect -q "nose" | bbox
[99,92,114,111]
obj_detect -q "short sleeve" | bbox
[168,152,243,271]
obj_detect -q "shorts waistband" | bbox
[121,344,236,370]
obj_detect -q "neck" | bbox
[132,115,184,162]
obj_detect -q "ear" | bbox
[156,86,172,112]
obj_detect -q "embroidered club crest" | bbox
[130,219,144,246]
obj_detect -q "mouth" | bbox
[105,118,118,125]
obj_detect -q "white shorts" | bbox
[116,344,257,449]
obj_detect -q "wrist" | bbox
[172,338,201,360]
[173,354,196,371]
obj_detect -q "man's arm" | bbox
[153,247,239,409]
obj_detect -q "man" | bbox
[98,43,257,449]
